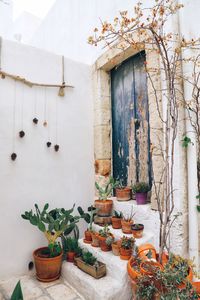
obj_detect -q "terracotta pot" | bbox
[178,266,193,289]
[84,230,92,244]
[140,261,163,276]
[127,257,141,280]
[112,242,120,256]
[91,232,100,247]
[111,217,122,229]
[135,192,148,205]
[121,219,133,234]
[131,224,144,238]
[98,234,113,251]
[66,251,76,263]
[192,281,200,294]
[33,247,63,282]
[94,199,113,217]
[138,243,157,260]
[116,187,132,201]
[120,247,132,260]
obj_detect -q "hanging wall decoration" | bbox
[19,84,25,138]
[11,80,17,161]
[32,87,38,124]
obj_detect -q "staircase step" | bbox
[62,261,132,300]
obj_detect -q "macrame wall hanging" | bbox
[0,37,74,161]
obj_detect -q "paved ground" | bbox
[0,275,84,300]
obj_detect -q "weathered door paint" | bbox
[111,51,151,186]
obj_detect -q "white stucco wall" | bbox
[0,0,13,38]
[0,39,94,278]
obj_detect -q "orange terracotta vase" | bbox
[116,187,132,201]
[137,243,157,260]
[94,199,113,217]
[120,247,132,260]
[111,217,122,229]
[131,224,144,239]
[91,232,100,247]
[127,257,141,280]
[84,230,92,244]
[121,219,133,234]
[66,251,76,263]
[98,234,113,251]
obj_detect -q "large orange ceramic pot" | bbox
[94,199,113,216]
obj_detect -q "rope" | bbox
[62,55,65,84]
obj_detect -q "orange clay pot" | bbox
[91,232,100,247]
[178,266,193,289]
[112,241,120,256]
[115,187,132,201]
[84,230,92,244]
[192,281,200,295]
[131,224,144,239]
[111,217,122,229]
[66,251,76,263]
[140,260,163,276]
[94,199,113,217]
[127,257,141,280]
[33,247,63,282]
[137,243,157,260]
[120,247,132,260]
[98,234,113,251]
[121,219,134,234]
[156,252,169,266]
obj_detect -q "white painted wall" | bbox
[0,0,13,38]
[0,39,94,278]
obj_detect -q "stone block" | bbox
[94,159,111,176]
[94,125,111,159]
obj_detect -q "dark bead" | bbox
[54,144,59,152]
[11,153,17,160]
[19,130,25,138]
[33,118,38,124]
[46,142,51,147]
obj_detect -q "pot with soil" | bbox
[132,182,150,205]
[131,224,144,238]
[140,260,163,276]
[76,252,106,279]
[91,232,100,247]
[121,207,135,234]
[98,225,114,251]
[111,210,123,229]
[77,205,97,243]
[111,241,120,256]
[119,236,135,260]
[95,178,116,216]
[138,243,157,260]
[116,187,132,201]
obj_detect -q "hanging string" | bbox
[19,83,25,138]
[58,56,65,97]
[11,80,17,160]
[43,87,47,126]
[33,87,38,124]
[54,95,59,152]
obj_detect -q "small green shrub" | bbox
[132,182,150,193]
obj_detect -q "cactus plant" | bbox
[78,205,97,231]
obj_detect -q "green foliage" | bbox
[95,177,117,200]
[77,205,97,231]
[82,251,97,266]
[182,135,193,148]
[11,281,23,300]
[41,242,62,257]
[121,236,135,250]
[105,236,114,246]
[115,178,125,189]
[113,210,123,218]
[132,182,150,193]
[99,224,111,237]
[21,203,80,251]
[196,195,200,212]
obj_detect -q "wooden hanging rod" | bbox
[0,70,74,89]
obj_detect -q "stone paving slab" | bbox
[0,275,83,300]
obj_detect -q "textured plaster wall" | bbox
[0,39,94,278]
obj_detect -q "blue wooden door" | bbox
[111,51,151,186]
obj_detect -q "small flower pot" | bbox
[131,224,144,238]
[121,219,134,234]
[111,217,122,229]
[84,230,92,244]
[192,281,200,294]
[66,251,76,263]
[120,247,132,260]
[116,187,132,201]
[111,241,120,256]
[135,192,147,205]
[98,234,113,252]
[137,243,157,260]
[91,232,100,247]
[94,199,113,217]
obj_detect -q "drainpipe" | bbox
[178,0,199,272]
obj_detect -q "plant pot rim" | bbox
[116,186,131,190]
[112,216,122,220]
[98,233,114,240]
[131,224,144,230]
[95,199,113,203]
[33,247,63,261]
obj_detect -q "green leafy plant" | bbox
[99,224,111,237]
[11,281,23,300]
[95,177,117,200]
[21,203,80,257]
[196,194,200,213]
[115,178,126,189]
[77,205,97,231]
[113,210,123,218]
[105,235,114,246]
[121,236,135,250]
[132,182,150,193]
[182,135,194,148]
[82,251,97,266]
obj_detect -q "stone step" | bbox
[62,261,132,300]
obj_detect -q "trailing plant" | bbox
[113,210,123,219]
[121,236,135,250]
[82,251,97,266]
[132,182,150,193]
[77,205,97,231]
[95,176,117,200]
[11,281,23,300]
[21,203,80,257]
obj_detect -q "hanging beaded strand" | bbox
[43,87,48,127]
[54,95,59,152]
[11,80,17,160]
[45,88,52,148]
[19,83,25,138]
[33,87,38,124]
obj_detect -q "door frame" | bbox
[93,36,164,209]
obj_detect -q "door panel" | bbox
[111,51,151,186]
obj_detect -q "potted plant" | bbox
[21,203,80,282]
[121,206,135,234]
[132,182,150,205]
[137,243,157,261]
[95,177,116,216]
[78,205,97,244]
[111,210,123,229]
[131,223,144,238]
[64,237,82,263]
[91,231,100,247]
[98,225,114,251]
[115,179,132,201]
[75,251,106,279]
[119,236,135,260]
[111,240,121,256]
